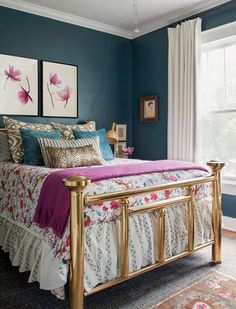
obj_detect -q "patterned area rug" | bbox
[147,271,236,308]
[0,237,236,308]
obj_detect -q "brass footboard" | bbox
[64,161,224,309]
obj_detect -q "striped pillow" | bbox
[38,136,104,167]
[0,131,12,162]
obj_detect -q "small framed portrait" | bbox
[140,95,158,122]
[116,124,127,141]
[114,141,127,158]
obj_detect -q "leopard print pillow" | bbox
[50,121,96,140]
[3,116,53,163]
[47,145,103,168]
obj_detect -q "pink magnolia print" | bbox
[57,86,71,108]
[47,72,72,109]
[4,65,21,90]
[3,64,33,105]
[49,73,61,86]
[18,77,33,105]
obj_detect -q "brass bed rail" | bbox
[64,161,224,309]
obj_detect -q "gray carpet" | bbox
[0,237,235,309]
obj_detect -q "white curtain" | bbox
[168,18,202,162]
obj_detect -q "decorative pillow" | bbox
[46,145,103,168]
[50,121,96,140]
[38,136,104,167]
[73,128,114,160]
[3,116,53,163]
[0,130,12,162]
[20,128,61,166]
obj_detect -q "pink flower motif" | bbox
[84,216,91,227]
[15,76,33,105]
[57,86,71,108]
[49,73,61,86]
[194,302,209,309]
[203,279,221,289]
[219,291,230,298]
[151,192,158,200]
[18,86,33,105]
[5,65,21,82]
[124,147,134,157]
[110,201,119,209]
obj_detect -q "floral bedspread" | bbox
[0,159,211,286]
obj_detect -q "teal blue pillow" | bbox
[73,128,114,160]
[20,128,61,166]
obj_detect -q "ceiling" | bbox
[0,0,232,38]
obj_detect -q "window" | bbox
[198,23,236,194]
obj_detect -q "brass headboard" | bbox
[0,128,7,133]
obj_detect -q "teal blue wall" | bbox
[132,0,236,218]
[0,3,235,218]
[0,6,132,142]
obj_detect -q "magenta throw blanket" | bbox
[33,160,208,238]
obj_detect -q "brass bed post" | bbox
[120,198,130,277]
[207,161,225,264]
[64,176,91,309]
[187,185,195,252]
[158,208,166,262]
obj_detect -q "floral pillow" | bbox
[3,116,53,163]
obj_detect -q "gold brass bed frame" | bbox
[64,160,224,309]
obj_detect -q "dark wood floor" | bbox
[222,229,236,239]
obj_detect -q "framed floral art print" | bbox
[0,53,38,116]
[42,61,78,118]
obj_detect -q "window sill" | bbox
[222,176,236,196]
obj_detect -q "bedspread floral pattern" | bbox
[0,161,211,285]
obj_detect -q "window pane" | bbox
[201,48,226,111]
[198,112,236,175]
[199,42,236,176]
[225,44,236,108]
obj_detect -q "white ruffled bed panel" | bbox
[0,216,65,299]
[0,197,213,299]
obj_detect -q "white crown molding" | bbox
[132,0,233,38]
[0,0,233,40]
[0,0,133,39]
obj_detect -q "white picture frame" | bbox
[0,53,38,116]
[114,141,127,158]
[42,60,78,118]
[116,124,127,141]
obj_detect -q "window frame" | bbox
[201,21,236,195]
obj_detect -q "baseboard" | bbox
[223,216,236,232]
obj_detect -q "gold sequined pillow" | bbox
[47,145,103,168]
[50,121,96,140]
[3,116,53,163]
